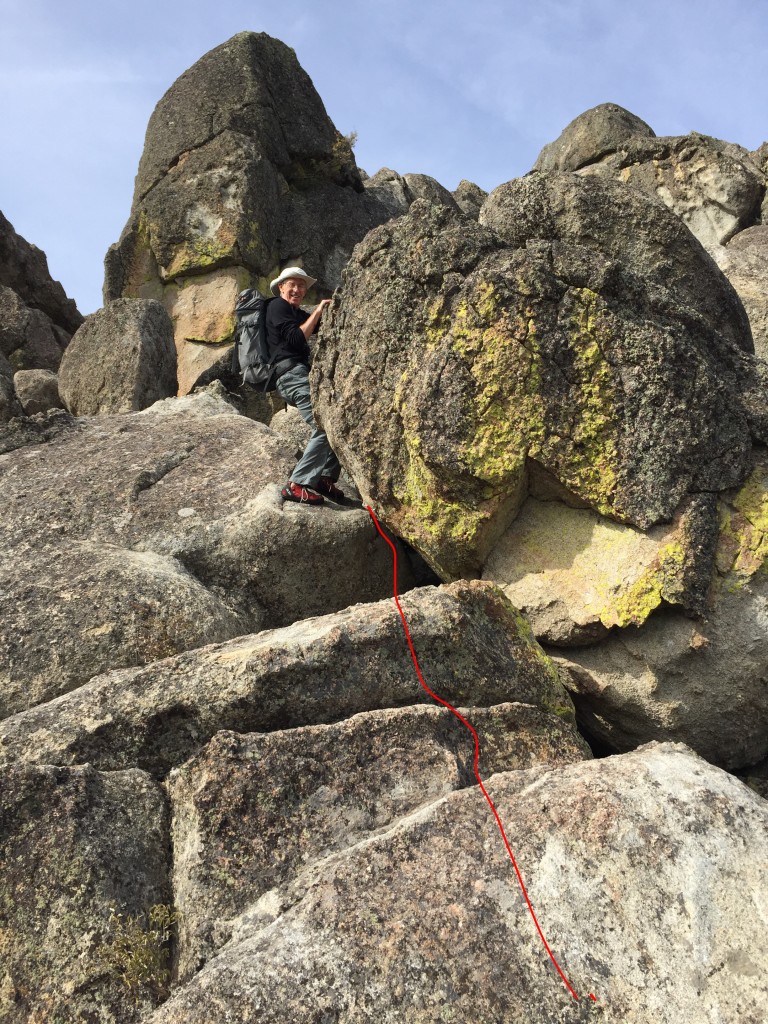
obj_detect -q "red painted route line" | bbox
[367,505,594,1004]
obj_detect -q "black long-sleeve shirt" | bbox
[265,297,312,366]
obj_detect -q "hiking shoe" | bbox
[281,481,324,505]
[314,476,345,501]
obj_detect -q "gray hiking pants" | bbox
[275,364,341,487]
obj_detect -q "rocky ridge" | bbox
[0,210,83,421]
[103,33,465,394]
[1,38,767,1024]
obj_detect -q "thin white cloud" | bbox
[0,61,146,87]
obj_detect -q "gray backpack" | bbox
[230,289,278,390]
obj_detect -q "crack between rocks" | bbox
[216,776,487,949]
[130,449,194,501]
[571,148,622,173]
[207,757,562,977]
[135,120,269,206]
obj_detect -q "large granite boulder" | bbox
[534,101,656,173]
[313,174,757,580]
[1,763,169,1023]
[0,391,414,716]
[0,580,575,776]
[149,743,768,1023]
[168,703,589,978]
[535,108,768,368]
[58,298,177,414]
[12,367,63,415]
[711,225,768,360]
[533,106,767,250]
[104,33,398,393]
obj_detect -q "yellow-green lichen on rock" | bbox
[395,277,624,579]
[391,361,525,578]
[716,460,768,584]
[163,226,238,282]
[528,287,620,518]
[445,280,622,522]
[398,433,479,547]
[451,282,545,488]
[607,538,687,627]
[484,497,704,644]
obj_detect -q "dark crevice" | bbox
[577,721,622,759]
[136,127,252,206]
[130,449,194,500]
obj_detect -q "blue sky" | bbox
[2,0,766,315]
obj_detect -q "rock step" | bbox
[0,580,575,777]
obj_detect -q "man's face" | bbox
[278,277,308,307]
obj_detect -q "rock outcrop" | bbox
[103,33,467,394]
[0,211,82,376]
[4,41,768,1024]
[0,390,414,716]
[532,104,768,368]
[313,175,757,581]
[0,580,575,775]
[548,452,768,769]
[168,702,589,978]
[312,167,768,770]
[103,33,395,392]
[362,167,460,218]
[452,178,488,219]
[533,103,767,251]
[150,743,768,1024]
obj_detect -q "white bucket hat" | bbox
[270,266,317,296]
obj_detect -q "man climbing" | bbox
[266,266,344,505]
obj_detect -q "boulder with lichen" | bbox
[313,173,758,580]
[103,32,398,393]
[552,453,768,769]
[483,493,718,646]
